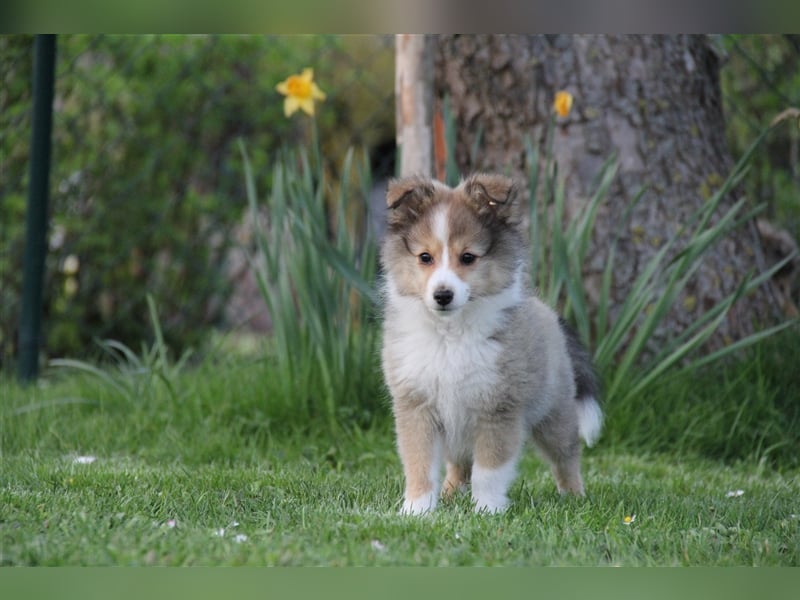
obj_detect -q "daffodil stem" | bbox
[310,117,322,179]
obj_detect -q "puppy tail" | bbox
[558,317,603,447]
[576,396,603,447]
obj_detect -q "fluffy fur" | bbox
[380,173,602,515]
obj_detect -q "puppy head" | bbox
[382,173,523,315]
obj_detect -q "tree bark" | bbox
[434,34,785,350]
[395,34,434,177]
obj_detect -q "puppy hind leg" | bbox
[532,416,585,496]
[548,450,585,496]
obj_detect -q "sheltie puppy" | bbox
[380,173,602,514]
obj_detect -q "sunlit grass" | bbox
[2,331,798,566]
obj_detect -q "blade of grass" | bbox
[48,358,131,399]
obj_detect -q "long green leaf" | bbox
[49,358,131,399]
[685,319,798,372]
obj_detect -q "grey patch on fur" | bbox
[558,317,601,404]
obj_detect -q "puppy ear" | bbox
[386,176,436,229]
[463,173,518,221]
[386,176,435,208]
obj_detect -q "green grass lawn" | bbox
[2,335,799,566]
[3,446,798,566]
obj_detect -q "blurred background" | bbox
[1,34,797,367]
[2,34,395,366]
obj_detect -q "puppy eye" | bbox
[460,252,477,265]
[419,252,433,265]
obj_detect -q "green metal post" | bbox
[18,34,57,382]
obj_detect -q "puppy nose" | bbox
[433,288,454,307]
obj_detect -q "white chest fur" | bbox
[382,272,523,453]
[386,300,503,403]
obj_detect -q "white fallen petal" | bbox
[725,490,744,498]
[370,540,386,552]
[233,534,248,543]
[73,455,97,464]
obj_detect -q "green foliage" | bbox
[604,327,800,469]
[525,111,798,407]
[3,261,798,566]
[720,35,800,237]
[0,35,35,367]
[2,337,800,565]
[2,35,287,361]
[1,34,394,366]
[2,448,798,565]
[48,295,194,406]
[241,132,381,429]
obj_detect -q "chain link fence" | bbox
[1,34,396,367]
[2,34,798,370]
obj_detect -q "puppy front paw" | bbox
[400,491,438,515]
[473,494,509,514]
[471,461,516,514]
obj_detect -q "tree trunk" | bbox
[434,34,785,350]
[395,34,434,177]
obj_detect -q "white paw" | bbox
[473,494,509,514]
[471,461,517,515]
[400,491,437,515]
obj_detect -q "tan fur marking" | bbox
[405,218,444,296]
[443,201,491,275]
[441,461,470,499]
[473,417,525,470]
[393,401,438,501]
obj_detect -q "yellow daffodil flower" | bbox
[276,68,326,117]
[553,90,573,118]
